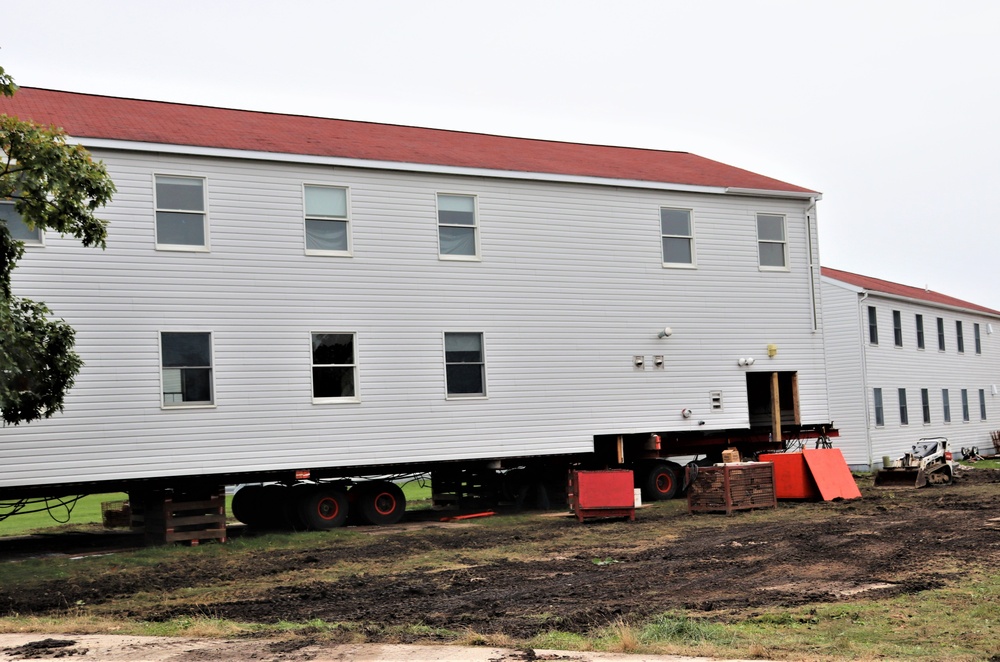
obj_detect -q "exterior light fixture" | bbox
[737,357,755,367]
[657,327,673,339]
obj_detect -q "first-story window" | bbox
[312,333,357,400]
[921,388,931,424]
[304,185,350,254]
[942,388,951,423]
[756,213,787,269]
[660,207,694,266]
[444,332,485,397]
[155,175,207,249]
[873,388,884,427]
[898,388,908,425]
[0,201,43,245]
[160,332,213,406]
[438,193,478,259]
[961,389,970,422]
[979,388,987,421]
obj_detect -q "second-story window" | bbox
[956,321,965,353]
[304,185,350,255]
[915,314,925,349]
[0,201,43,245]
[660,208,694,266]
[155,175,207,249]
[868,306,878,345]
[438,194,478,259]
[893,310,903,347]
[756,213,787,269]
[974,323,982,354]
[937,317,945,351]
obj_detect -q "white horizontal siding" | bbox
[823,277,1000,468]
[1,150,829,489]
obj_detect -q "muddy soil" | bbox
[1,468,998,641]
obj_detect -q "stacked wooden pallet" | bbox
[687,462,776,515]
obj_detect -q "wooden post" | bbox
[791,372,801,425]
[616,435,625,465]
[770,372,782,442]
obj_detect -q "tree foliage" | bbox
[0,66,116,425]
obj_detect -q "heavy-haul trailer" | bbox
[0,88,835,543]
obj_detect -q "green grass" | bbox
[0,493,129,537]
[961,458,1000,469]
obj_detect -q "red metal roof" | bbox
[0,87,816,194]
[821,267,1000,317]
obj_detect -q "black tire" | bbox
[642,462,679,501]
[232,484,287,529]
[298,485,349,530]
[355,481,406,525]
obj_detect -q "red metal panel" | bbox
[575,470,634,509]
[801,449,862,500]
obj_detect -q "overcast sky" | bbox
[4,1,999,308]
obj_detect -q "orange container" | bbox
[758,453,821,500]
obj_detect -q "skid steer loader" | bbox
[874,437,957,488]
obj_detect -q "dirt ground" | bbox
[1,467,999,659]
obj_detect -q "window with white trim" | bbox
[868,306,878,345]
[974,323,982,354]
[898,388,908,425]
[937,317,945,351]
[438,194,478,259]
[444,332,485,397]
[921,388,930,424]
[873,388,884,427]
[160,332,213,406]
[915,314,925,349]
[893,310,903,347]
[961,388,970,422]
[756,213,787,269]
[942,388,951,423]
[155,175,207,249]
[956,320,965,353]
[660,208,694,266]
[0,201,42,245]
[311,333,357,400]
[304,185,350,254]
[979,388,987,421]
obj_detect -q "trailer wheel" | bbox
[232,484,286,528]
[298,486,349,530]
[642,462,679,501]
[355,481,406,525]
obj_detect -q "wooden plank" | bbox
[791,372,801,425]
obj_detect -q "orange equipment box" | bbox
[568,470,635,523]
[758,452,821,499]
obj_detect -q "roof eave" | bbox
[72,136,813,199]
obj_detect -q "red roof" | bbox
[0,88,816,194]
[821,267,1000,317]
